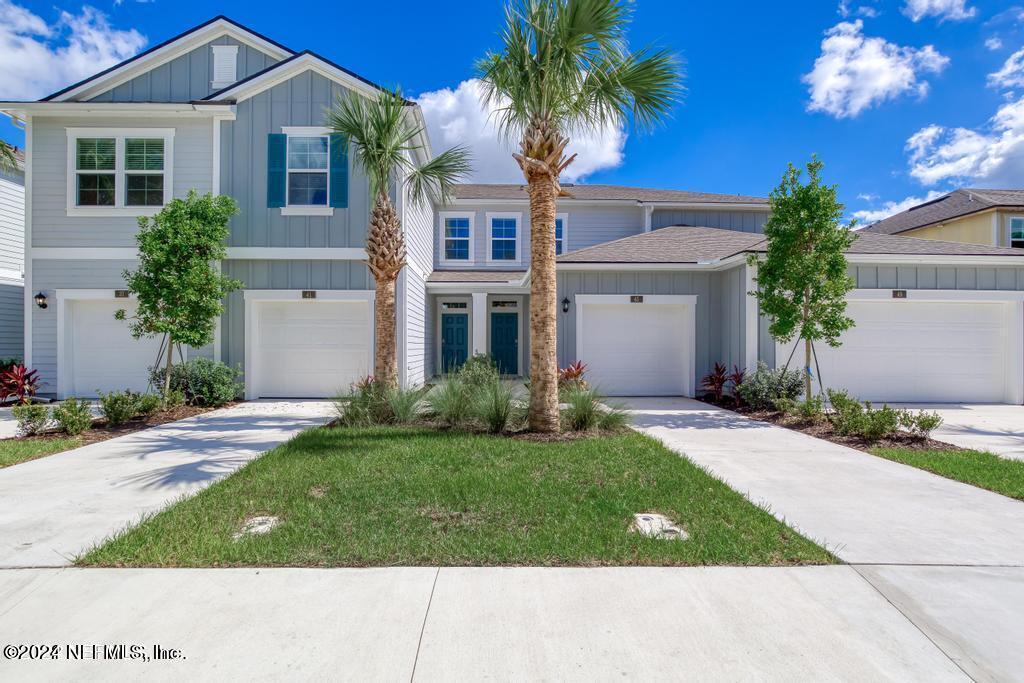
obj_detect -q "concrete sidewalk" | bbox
[0,566,969,681]
[0,401,333,568]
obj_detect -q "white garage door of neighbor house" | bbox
[69,300,163,397]
[779,300,1014,403]
[579,302,690,396]
[253,301,371,398]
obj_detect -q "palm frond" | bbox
[407,145,473,207]
[0,142,16,174]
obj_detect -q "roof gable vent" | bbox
[211,44,240,91]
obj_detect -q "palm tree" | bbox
[478,0,682,432]
[0,141,16,174]
[327,90,471,387]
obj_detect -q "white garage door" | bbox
[578,299,693,396]
[779,300,1016,403]
[68,300,163,397]
[252,301,371,398]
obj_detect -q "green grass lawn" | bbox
[0,436,82,468]
[871,447,1024,501]
[80,426,833,567]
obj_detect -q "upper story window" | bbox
[488,212,520,262]
[287,135,329,206]
[1011,217,1024,249]
[555,213,567,255]
[66,128,174,216]
[271,127,341,217]
[440,213,473,262]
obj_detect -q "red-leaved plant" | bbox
[701,362,728,402]
[558,361,588,389]
[0,364,40,405]
[728,365,746,405]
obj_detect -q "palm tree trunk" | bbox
[374,276,398,386]
[526,175,560,432]
[365,192,405,388]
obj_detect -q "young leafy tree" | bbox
[478,0,682,432]
[327,89,471,387]
[750,156,856,402]
[116,191,242,394]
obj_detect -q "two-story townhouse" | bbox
[0,148,25,360]
[5,15,1024,406]
[861,189,1024,247]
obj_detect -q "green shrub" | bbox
[738,361,803,410]
[797,396,825,422]
[161,388,185,409]
[385,385,426,425]
[899,409,943,439]
[561,385,602,432]
[12,403,49,436]
[860,403,902,442]
[426,380,472,428]
[826,389,903,441]
[136,393,162,416]
[51,398,93,435]
[453,354,500,389]
[772,396,797,415]
[98,390,141,426]
[335,378,391,427]
[826,389,863,436]
[150,358,241,407]
[474,380,515,434]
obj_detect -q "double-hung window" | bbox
[487,213,520,263]
[287,135,329,207]
[441,213,473,262]
[555,213,568,255]
[67,128,173,215]
[1011,217,1024,249]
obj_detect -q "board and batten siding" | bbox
[31,116,213,247]
[757,262,1024,367]
[651,208,768,233]
[87,36,281,103]
[220,71,370,249]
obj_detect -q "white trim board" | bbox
[31,247,368,261]
[210,53,388,104]
[242,289,375,400]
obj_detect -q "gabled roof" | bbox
[455,184,768,205]
[557,225,1024,264]
[42,16,295,102]
[861,188,1024,236]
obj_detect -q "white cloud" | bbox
[985,37,1004,51]
[803,20,950,119]
[902,0,976,22]
[838,1,880,18]
[0,1,146,100]
[856,192,879,201]
[989,48,1024,90]
[906,96,1024,186]
[852,190,944,224]
[415,79,626,184]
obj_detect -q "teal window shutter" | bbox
[267,133,286,208]
[329,133,348,209]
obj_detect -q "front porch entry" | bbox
[435,293,526,377]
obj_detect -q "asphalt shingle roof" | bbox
[861,189,1024,235]
[427,270,527,283]
[454,184,768,204]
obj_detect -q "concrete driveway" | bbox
[893,403,1024,460]
[0,401,333,568]
[626,397,1024,682]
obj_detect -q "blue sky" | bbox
[1,0,1022,222]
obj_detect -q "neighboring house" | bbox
[0,147,24,360]
[861,188,1024,248]
[2,15,1024,405]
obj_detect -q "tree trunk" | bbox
[163,335,173,396]
[803,289,812,403]
[374,275,398,387]
[526,175,560,433]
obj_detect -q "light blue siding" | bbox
[220,71,370,248]
[87,37,281,103]
[652,208,768,233]
[0,282,23,360]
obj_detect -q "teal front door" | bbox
[440,313,468,373]
[490,312,518,375]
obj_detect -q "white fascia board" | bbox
[639,201,769,212]
[0,103,236,119]
[49,21,292,103]
[844,253,1024,266]
[212,55,383,103]
[556,255,749,272]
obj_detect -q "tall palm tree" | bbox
[478,0,682,432]
[328,90,471,387]
[0,141,17,174]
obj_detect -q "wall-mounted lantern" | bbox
[34,292,48,309]
[561,297,571,314]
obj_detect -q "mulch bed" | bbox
[698,396,962,453]
[4,402,232,449]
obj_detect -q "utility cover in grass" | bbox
[631,512,688,540]
[232,515,280,540]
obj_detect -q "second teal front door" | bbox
[490,312,518,376]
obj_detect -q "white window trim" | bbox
[65,127,174,217]
[439,211,475,264]
[1010,216,1024,247]
[486,211,522,264]
[281,126,334,217]
[555,212,568,256]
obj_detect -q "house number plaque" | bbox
[302,290,317,299]
[114,290,130,298]
[892,290,907,299]
[630,295,644,303]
